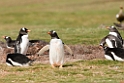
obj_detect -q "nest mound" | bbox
[0,41,105,64]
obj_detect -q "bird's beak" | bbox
[99,45,103,49]
[106,26,110,29]
[2,36,5,38]
[27,30,31,32]
[47,31,51,34]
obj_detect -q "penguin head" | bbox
[47,30,60,39]
[2,36,12,41]
[106,26,118,32]
[19,27,31,35]
[100,45,109,52]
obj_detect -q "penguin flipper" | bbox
[37,45,50,56]
[64,44,74,57]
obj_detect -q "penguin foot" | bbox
[59,65,63,69]
[51,64,56,69]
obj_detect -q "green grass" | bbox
[0,0,124,45]
[0,60,124,83]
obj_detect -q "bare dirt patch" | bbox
[0,41,105,64]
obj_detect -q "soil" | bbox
[0,40,105,64]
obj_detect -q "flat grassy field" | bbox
[0,0,124,83]
[0,0,124,45]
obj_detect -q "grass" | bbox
[0,60,124,83]
[0,0,124,83]
[0,0,124,45]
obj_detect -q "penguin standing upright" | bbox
[2,36,16,49]
[107,26,123,46]
[101,46,124,61]
[37,30,73,68]
[116,7,124,24]
[15,27,30,55]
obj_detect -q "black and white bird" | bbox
[116,7,124,24]
[101,46,124,61]
[2,36,16,49]
[37,30,73,68]
[15,27,30,55]
[107,26,123,45]
[6,53,34,67]
[100,34,123,48]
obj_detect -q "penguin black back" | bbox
[103,46,124,61]
[6,53,33,66]
[100,34,123,48]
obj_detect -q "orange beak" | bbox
[47,31,51,34]
[106,26,110,29]
[27,30,31,32]
[99,45,103,49]
[2,36,5,38]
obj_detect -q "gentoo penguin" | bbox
[15,27,30,55]
[107,26,123,45]
[101,46,124,61]
[100,34,123,48]
[37,30,73,68]
[3,36,45,47]
[2,36,16,49]
[116,7,124,24]
[6,53,34,67]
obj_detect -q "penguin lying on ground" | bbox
[6,53,34,67]
[15,27,30,55]
[37,30,74,68]
[107,26,123,45]
[2,36,16,49]
[100,46,124,61]
[100,34,123,48]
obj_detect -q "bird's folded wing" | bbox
[37,45,50,55]
[64,44,74,56]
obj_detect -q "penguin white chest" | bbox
[49,39,64,65]
[20,35,29,54]
[105,38,114,48]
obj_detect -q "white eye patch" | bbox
[6,36,9,39]
[111,26,115,28]
[53,31,56,34]
[22,27,25,31]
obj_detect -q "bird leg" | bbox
[51,64,56,68]
[59,64,63,69]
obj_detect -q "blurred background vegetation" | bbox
[0,0,124,45]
